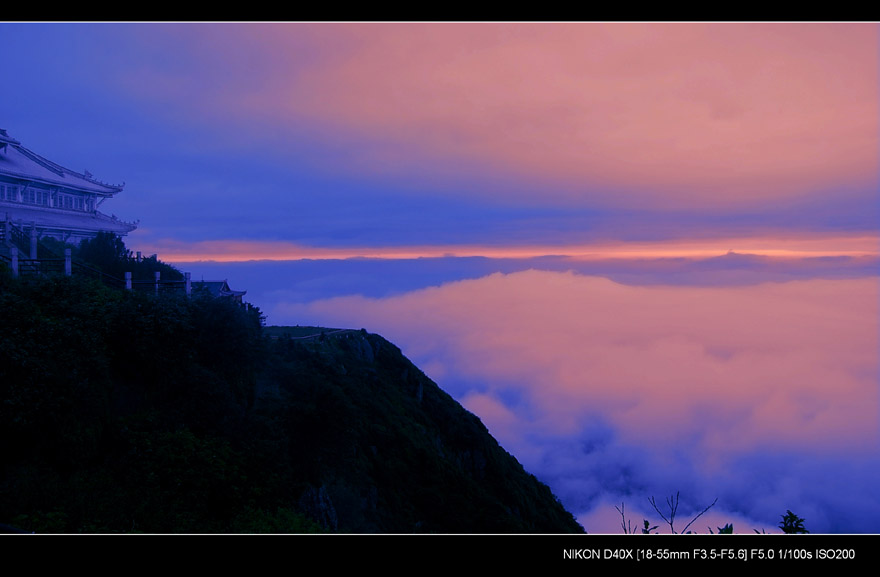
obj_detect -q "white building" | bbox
[0,128,137,245]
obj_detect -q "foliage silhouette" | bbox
[0,251,581,533]
[72,231,184,281]
[615,494,809,534]
[779,510,809,534]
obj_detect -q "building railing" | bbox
[1,220,249,307]
[1,245,195,296]
[0,218,32,256]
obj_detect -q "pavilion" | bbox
[1,129,247,303]
[0,128,137,246]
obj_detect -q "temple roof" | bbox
[0,129,20,148]
[193,280,247,299]
[0,128,124,196]
[1,202,137,235]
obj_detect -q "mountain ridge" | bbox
[256,325,584,533]
[0,269,583,533]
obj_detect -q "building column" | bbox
[64,249,72,276]
[10,246,18,278]
[30,225,37,260]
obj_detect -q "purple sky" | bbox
[2,22,878,533]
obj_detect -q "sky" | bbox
[2,21,878,533]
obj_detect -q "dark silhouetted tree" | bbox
[779,510,809,534]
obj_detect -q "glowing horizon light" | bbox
[139,233,880,264]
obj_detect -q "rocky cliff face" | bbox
[260,328,584,533]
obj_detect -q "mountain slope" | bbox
[0,271,582,533]
[260,328,583,533]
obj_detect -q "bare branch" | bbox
[649,492,680,533]
[615,502,635,534]
[681,497,718,534]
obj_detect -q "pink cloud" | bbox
[279,271,879,458]
[124,23,880,212]
[275,270,880,531]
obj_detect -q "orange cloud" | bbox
[145,232,880,263]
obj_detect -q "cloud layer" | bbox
[3,23,877,252]
[275,270,879,532]
[119,23,879,212]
